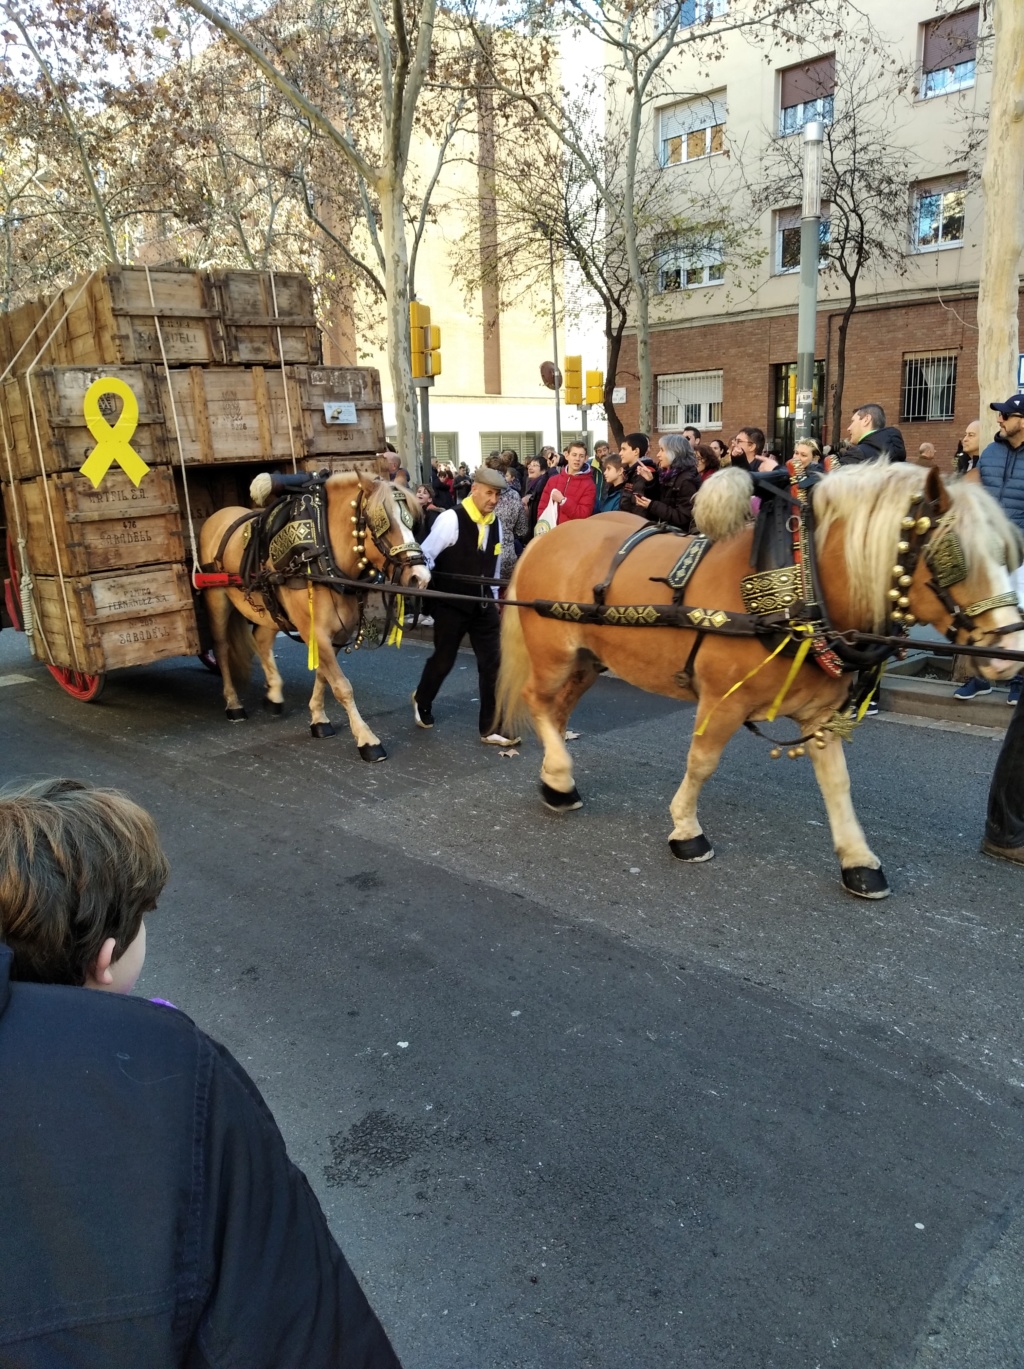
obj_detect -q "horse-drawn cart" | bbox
[0,266,386,700]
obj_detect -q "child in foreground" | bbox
[0,777,166,992]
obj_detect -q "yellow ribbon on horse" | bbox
[695,625,817,737]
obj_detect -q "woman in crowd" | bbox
[415,483,445,533]
[630,434,700,532]
[709,437,730,466]
[694,444,721,482]
[522,456,551,537]
[486,454,530,582]
[792,437,824,474]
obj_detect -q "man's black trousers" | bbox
[986,689,1024,848]
[415,601,501,736]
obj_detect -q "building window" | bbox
[901,354,957,422]
[774,206,831,274]
[778,54,835,135]
[921,8,978,98]
[659,93,727,167]
[657,243,725,292]
[658,371,723,431]
[913,178,966,251]
[678,0,728,26]
[479,432,543,461]
[431,433,459,465]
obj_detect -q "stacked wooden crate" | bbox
[0,266,386,680]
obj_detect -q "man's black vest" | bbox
[432,502,501,601]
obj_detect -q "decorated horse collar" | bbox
[349,485,425,582]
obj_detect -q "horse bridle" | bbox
[350,487,426,583]
[888,491,1024,645]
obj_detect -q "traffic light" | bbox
[585,369,604,405]
[563,355,582,406]
[410,302,442,378]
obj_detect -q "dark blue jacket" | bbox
[0,945,402,1368]
[979,435,1024,534]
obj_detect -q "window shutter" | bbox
[923,8,978,73]
[780,54,835,108]
[659,93,727,141]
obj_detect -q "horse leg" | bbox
[808,733,890,899]
[315,645,387,762]
[253,622,284,715]
[667,705,743,862]
[308,669,335,738]
[522,654,591,811]
[206,588,246,721]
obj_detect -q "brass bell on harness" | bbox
[769,747,782,760]
[888,588,901,601]
[787,745,805,759]
[813,729,825,740]
[350,500,358,508]
[815,738,828,750]
[899,574,913,587]
[915,516,932,535]
[901,515,916,530]
[351,515,358,524]
[892,610,904,623]
[898,540,910,554]
[904,613,916,625]
[892,564,904,579]
[898,595,910,608]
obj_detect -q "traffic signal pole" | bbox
[415,381,432,486]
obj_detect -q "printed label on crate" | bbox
[91,573,182,619]
[323,401,358,425]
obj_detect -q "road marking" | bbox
[0,673,35,688]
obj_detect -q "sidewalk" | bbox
[882,650,1014,728]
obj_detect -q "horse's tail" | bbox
[496,572,531,732]
[693,467,753,541]
[225,605,256,686]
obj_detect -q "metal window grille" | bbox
[900,354,957,422]
[431,433,459,464]
[479,432,543,461]
[658,371,723,431]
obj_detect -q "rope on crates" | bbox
[268,268,299,473]
[23,269,100,672]
[143,264,203,586]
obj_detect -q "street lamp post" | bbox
[795,120,825,444]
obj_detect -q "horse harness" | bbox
[201,472,425,647]
[533,465,1024,681]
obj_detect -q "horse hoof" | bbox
[841,865,891,899]
[310,721,336,739]
[669,834,714,862]
[225,707,248,722]
[264,699,284,716]
[359,742,388,763]
[540,780,583,811]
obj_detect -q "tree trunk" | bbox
[604,308,627,447]
[831,283,856,446]
[379,174,418,479]
[977,0,1024,422]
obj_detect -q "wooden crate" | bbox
[13,466,183,577]
[30,562,198,674]
[298,455,388,476]
[157,366,299,464]
[1,366,166,480]
[58,268,224,366]
[211,271,321,366]
[0,296,59,377]
[286,366,385,456]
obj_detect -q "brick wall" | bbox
[615,294,1024,471]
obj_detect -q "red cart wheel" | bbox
[4,532,23,632]
[46,665,106,702]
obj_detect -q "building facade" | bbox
[613,1,1017,468]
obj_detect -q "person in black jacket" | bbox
[631,434,701,532]
[839,403,907,463]
[0,779,403,1369]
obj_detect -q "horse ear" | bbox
[924,465,951,514]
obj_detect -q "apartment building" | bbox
[614,2,1017,466]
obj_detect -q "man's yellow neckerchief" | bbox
[461,495,498,552]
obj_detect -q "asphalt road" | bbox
[3,623,1024,1369]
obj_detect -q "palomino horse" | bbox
[199,472,429,761]
[497,463,1024,897]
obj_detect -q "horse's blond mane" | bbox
[813,461,1023,631]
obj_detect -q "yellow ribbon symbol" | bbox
[79,377,151,489]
